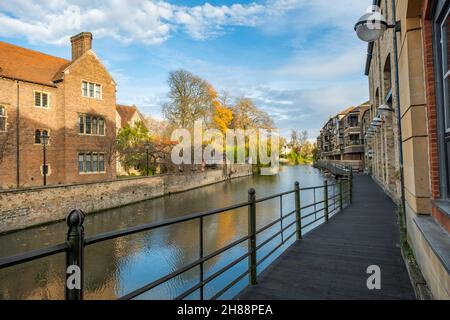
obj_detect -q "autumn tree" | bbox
[162,69,213,128]
[230,98,273,130]
[208,86,233,133]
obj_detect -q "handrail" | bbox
[0,172,353,301]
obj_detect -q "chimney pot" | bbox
[71,32,93,61]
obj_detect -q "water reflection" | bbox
[0,165,334,300]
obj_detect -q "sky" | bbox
[0,0,372,139]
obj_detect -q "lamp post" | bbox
[41,131,49,186]
[354,2,406,221]
[144,141,150,176]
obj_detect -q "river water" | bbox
[0,165,336,300]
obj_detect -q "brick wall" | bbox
[0,46,117,189]
[422,0,450,232]
[0,165,253,234]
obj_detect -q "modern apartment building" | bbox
[316,102,369,171]
[0,32,117,188]
[364,0,449,298]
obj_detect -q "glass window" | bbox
[99,154,105,172]
[93,153,98,172]
[78,154,84,173]
[34,92,49,108]
[82,81,88,97]
[95,84,101,99]
[85,115,92,134]
[442,10,450,131]
[34,92,41,107]
[85,153,92,172]
[92,117,98,135]
[35,130,41,144]
[0,106,5,132]
[79,114,84,134]
[42,93,49,108]
[89,83,95,98]
[98,118,105,135]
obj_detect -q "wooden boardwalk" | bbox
[238,175,416,300]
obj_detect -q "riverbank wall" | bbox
[0,164,253,234]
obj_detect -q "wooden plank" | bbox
[237,175,415,300]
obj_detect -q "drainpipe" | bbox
[16,81,20,188]
[391,0,407,226]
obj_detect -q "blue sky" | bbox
[0,0,372,138]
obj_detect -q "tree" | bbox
[208,86,233,133]
[162,69,213,128]
[231,98,273,130]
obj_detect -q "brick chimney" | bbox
[70,32,93,61]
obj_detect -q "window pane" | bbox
[443,12,450,130]
[42,93,48,108]
[93,154,98,172]
[82,81,88,97]
[99,154,105,172]
[35,130,41,144]
[79,114,84,134]
[93,117,98,135]
[95,84,101,99]
[35,92,41,107]
[86,115,92,134]
[86,154,92,172]
[99,118,105,135]
[89,83,94,98]
[0,107,4,116]
[78,154,84,173]
[444,13,450,75]
[0,117,5,131]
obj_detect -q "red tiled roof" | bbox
[116,104,140,128]
[0,41,70,86]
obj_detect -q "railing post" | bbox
[248,188,257,285]
[349,167,353,204]
[339,178,343,211]
[199,216,204,300]
[324,180,329,222]
[65,209,85,301]
[294,182,302,240]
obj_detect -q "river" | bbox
[0,165,336,300]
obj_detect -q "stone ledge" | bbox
[414,215,450,275]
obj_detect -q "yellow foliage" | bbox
[212,104,233,133]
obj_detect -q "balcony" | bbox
[344,140,364,154]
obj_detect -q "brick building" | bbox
[0,32,117,188]
[364,0,449,298]
[316,102,369,172]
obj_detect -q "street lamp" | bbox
[144,141,150,176]
[354,11,388,42]
[378,104,394,117]
[354,2,407,223]
[41,131,49,186]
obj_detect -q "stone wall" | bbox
[0,164,252,234]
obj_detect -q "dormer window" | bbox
[82,81,102,100]
[34,91,50,108]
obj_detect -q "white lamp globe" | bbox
[378,104,393,117]
[354,11,388,42]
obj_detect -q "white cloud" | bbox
[0,0,267,44]
[0,0,372,45]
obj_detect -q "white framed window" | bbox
[78,152,106,174]
[34,91,50,108]
[0,106,6,132]
[78,113,106,136]
[82,81,102,100]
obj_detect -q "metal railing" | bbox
[0,175,353,300]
